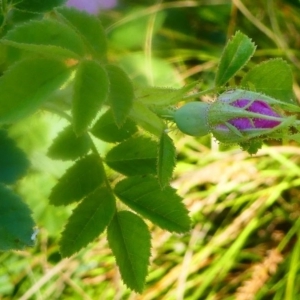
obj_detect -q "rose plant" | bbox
[0,0,299,293]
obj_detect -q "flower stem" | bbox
[152,106,176,121]
[182,87,216,101]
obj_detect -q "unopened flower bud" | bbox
[209,90,284,143]
[174,89,294,147]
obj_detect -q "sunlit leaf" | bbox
[115,176,191,233]
[107,211,151,293]
[1,40,80,60]
[0,184,35,251]
[49,154,105,206]
[3,19,85,57]
[72,60,109,135]
[241,58,294,103]
[215,31,256,86]
[55,6,107,60]
[129,101,165,137]
[105,65,134,127]
[47,125,90,161]
[60,186,116,257]
[0,57,71,123]
[157,132,176,188]
[105,136,157,176]
[91,109,138,143]
[136,81,199,106]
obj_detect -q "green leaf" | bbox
[60,186,116,257]
[0,57,71,123]
[136,81,199,106]
[105,136,157,176]
[1,40,80,60]
[240,140,263,155]
[157,132,176,188]
[3,19,85,58]
[47,125,90,161]
[114,176,191,233]
[289,132,300,143]
[49,154,105,206]
[107,211,151,293]
[240,58,294,103]
[72,60,109,135]
[0,130,30,184]
[105,65,134,127]
[12,0,66,12]
[0,184,35,251]
[129,101,165,137]
[55,6,107,60]
[215,31,256,86]
[91,109,138,143]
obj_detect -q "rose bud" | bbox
[174,89,296,147]
[208,90,292,143]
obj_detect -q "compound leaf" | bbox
[105,136,157,176]
[0,184,35,251]
[157,132,176,188]
[105,65,134,127]
[55,6,107,60]
[47,125,90,161]
[0,57,71,124]
[107,211,151,293]
[60,186,116,257]
[72,60,109,135]
[115,176,191,233]
[49,154,105,206]
[91,109,138,143]
[215,31,256,86]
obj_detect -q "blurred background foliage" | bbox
[2,0,300,299]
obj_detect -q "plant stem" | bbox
[182,87,217,101]
[152,106,176,121]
